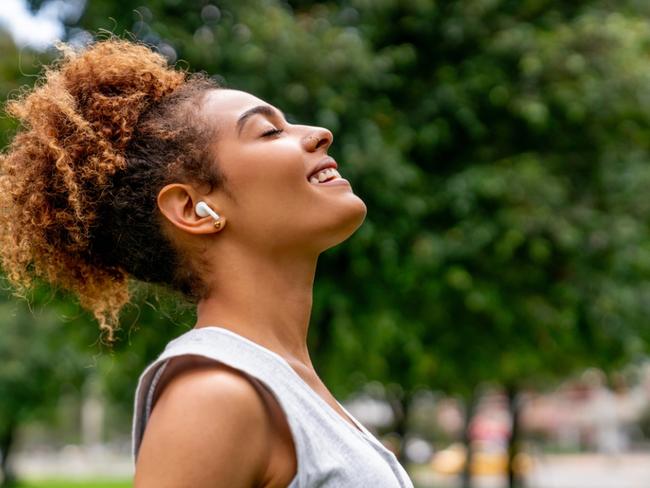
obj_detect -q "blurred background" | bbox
[2,0,650,487]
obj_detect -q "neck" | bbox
[194,239,318,370]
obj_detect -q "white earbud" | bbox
[195,201,221,221]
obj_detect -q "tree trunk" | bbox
[506,386,522,488]
[0,426,17,488]
[460,392,476,488]
[387,387,411,465]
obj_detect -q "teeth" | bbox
[309,167,341,184]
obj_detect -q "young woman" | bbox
[0,39,414,487]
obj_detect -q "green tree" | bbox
[0,290,94,487]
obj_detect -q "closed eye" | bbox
[261,128,283,137]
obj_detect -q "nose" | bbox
[303,127,333,152]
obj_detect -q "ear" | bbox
[157,183,226,235]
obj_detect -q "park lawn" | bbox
[17,480,131,488]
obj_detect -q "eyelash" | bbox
[261,128,283,137]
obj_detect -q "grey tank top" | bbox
[132,326,414,487]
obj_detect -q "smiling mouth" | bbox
[308,167,342,184]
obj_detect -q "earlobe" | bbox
[157,184,226,235]
[213,219,224,231]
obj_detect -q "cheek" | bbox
[226,152,310,212]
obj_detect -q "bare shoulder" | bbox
[134,362,272,488]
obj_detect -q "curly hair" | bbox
[0,38,225,343]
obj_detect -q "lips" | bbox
[307,157,338,180]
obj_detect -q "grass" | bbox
[16,480,131,488]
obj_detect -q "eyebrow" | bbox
[237,105,286,136]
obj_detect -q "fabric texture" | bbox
[131,326,414,487]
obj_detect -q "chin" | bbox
[321,198,368,250]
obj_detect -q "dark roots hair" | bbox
[0,38,225,343]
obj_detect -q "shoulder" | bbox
[134,361,272,488]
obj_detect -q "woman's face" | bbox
[201,89,367,255]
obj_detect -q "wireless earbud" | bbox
[195,201,221,220]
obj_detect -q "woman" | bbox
[0,39,414,487]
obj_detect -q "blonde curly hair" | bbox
[0,38,225,343]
